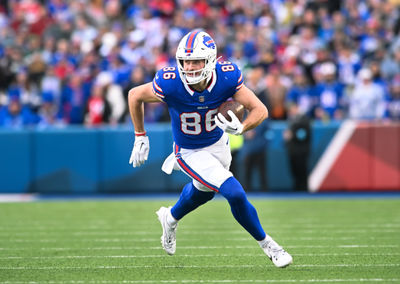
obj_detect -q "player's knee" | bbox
[227,189,247,206]
[192,185,215,204]
[219,177,247,205]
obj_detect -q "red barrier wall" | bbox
[314,121,400,192]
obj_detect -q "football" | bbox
[218,100,245,122]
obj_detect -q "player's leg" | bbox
[174,134,265,240]
[157,144,221,256]
[219,176,292,268]
[218,176,265,240]
[171,182,215,220]
[156,186,214,256]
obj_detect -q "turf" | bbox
[0,197,399,283]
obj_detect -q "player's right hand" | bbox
[129,135,150,167]
[215,110,244,135]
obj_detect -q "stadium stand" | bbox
[0,0,399,127]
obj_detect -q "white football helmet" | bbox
[176,30,217,85]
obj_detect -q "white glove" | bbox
[215,110,244,135]
[129,135,150,167]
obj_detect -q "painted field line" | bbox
[0,229,398,237]
[1,222,400,230]
[0,264,399,270]
[0,236,383,242]
[0,279,399,284]
[0,194,36,203]
[1,222,399,231]
[1,252,399,260]
[0,244,398,251]
[0,254,234,260]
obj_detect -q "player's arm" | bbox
[128,82,163,134]
[127,82,163,167]
[233,85,268,133]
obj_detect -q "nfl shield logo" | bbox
[199,96,205,103]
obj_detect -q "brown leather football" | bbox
[218,100,245,122]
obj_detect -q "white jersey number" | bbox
[180,109,218,135]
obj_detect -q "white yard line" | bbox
[1,222,399,231]
[0,279,400,284]
[0,244,398,251]
[0,229,398,237]
[0,194,36,203]
[0,236,393,242]
[0,264,399,270]
[0,252,399,260]
[0,279,399,283]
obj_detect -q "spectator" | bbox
[336,44,362,86]
[84,84,111,127]
[37,91,61,128]
[120,29,148,66]
[265,65,289,120]
[381,48,400,81]
[0,96,38,128]
[41,66,61,106]
[0,0,397,127]
[9,70,41,113]
[241,120,269,191]
[95,71,126,124]
[313,62,345,120]
[387,75,400,120]
[60,74,89,124]
[284,103,311,191]
[348,68,386,120]
[286,66,315,118]
[241,66,270,191]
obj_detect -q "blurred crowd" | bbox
[0,0,400,128]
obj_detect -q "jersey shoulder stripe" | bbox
[152,79,165,99]
[236,72,244,90]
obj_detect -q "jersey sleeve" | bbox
[152,69,166,101]
[235,64,244,91]
[218,61,244,92]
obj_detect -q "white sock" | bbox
[167,209,178,226]
[258,235,273,248]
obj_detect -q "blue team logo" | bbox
[203,36,216,49]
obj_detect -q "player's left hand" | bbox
[129,135,150,167]
[215,110,244,135]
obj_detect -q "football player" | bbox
[128,30,292,268]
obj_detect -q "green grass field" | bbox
[0,197,399,283]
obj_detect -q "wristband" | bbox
[135,131,146,137]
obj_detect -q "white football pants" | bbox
[162,133,233,192]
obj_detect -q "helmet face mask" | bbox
[176,30,217,85]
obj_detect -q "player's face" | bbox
[183,60,205,78]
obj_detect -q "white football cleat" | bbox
[156,206,177,255]
[261,236,293,268]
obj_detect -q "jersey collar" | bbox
[183,70,217,96]
[207,69,217,92]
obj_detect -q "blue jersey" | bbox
[152,61,244,149]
